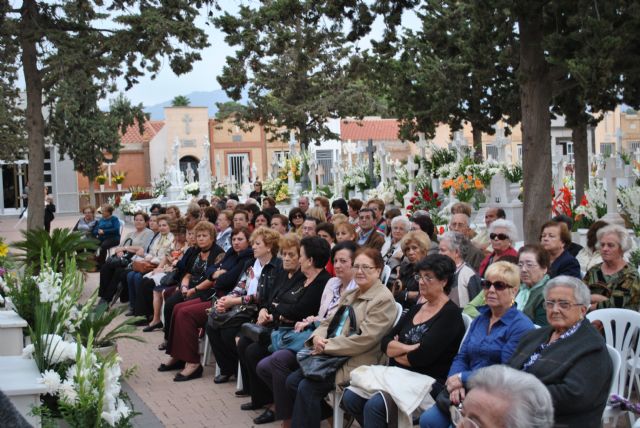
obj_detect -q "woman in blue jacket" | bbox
[93,204,121,267]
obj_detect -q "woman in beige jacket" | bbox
[286,247,397,428]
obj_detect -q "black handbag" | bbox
[296,305,358,382]
[434,387,452,414]
[240,323,272,347]
[207,304,258,330]
[105,238,134,267]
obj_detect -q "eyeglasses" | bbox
[414,274,437,283]
[292,214,304,219]
[481,279,513,291]
[489,233,509,241]
[352,264,376,272]
[517,262,539,270]
[450,405,479,428]
[544,300,583,310]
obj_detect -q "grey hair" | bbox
[543,275,591,307]
[440,231,470,259]
[411,210,430,219]
[390,215,411,231]
[468,365,554,428]
[489,219,518,242]
[595,224,633,253]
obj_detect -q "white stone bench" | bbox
[0,310,28,356]
[0,356,47,427]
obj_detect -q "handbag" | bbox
[132,259,157,274]
[240,323,272,347]
[434,387,452,414]
[159,270,178,288]
[207,304,258,330]
[269,326,314,353]
[296,305,357,382]
[105,238,134,267]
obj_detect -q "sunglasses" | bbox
[489,233,509,241]
[481,279,513,291]
[292,214,304,219]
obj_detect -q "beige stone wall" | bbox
[164,106,210,163]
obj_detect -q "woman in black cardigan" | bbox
[236,235,332,425]
[341,254,465,427]
[508,276,612,428]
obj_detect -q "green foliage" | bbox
[215,101,247,121]
[3,266,39,327]
[13,228,98,273]
[502,164,523,183]
[172,95,191,107]
[75,303,146,348]
[429,147,457,173]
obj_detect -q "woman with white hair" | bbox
[438,231,482,307]
[478,219,519,277]
[584,224,640,310]
[509,276,612,427]
[381,215,411,264]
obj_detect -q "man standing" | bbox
[449,213,484,272]
[298,196,310,214]
[357,208,385,250]
[472,207,506,252]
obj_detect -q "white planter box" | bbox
[0,310,28,356]
[0,356,47,427]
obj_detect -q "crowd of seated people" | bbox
[84,193,637,428]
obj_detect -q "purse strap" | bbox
[326,305,358,339]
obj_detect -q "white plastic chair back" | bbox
[458,313,473,351]
[381,265,392,287]
[607,344,621,396]
[393,302,404,327]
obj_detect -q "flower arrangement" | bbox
[113,171,126,185]
[442,175,484,203]
[619,186,640,235]
[574,184,607,230]
[183,182,200,197]
[343,164,370,193]
[128,186,153,201]
[278,155,302,183]
[117,194,143,216]
[367,182,396,205]
[211,180,228,198]
[406,183,442,216]
[96,175,107,185]
[551,185,574,217]
[263,177,290,202]
[464,160,502,185]
[502,163,523,183]
[151,173,171,198]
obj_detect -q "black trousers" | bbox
[286,369,334,428]
[98,264,130,302]
[237,336,272,407]
[206,323,241,376]
[134,277,155,319]
[163,291,186,340]
[96,236,120,266]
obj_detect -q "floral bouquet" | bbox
[151,173,171,198]
[367,182,396,205]
[574,184,607,230]
[551,185,574,218]
[183,182,200,198]
[278,156,302,183]
[406,183,443,217]
[442,175,484,203]
[263,177,290,202]
[343,164,369,193]
[113,171,126,185]
[619,186,640,235]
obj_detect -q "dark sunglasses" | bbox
[489,233,509,241]
[481,279,513,291]
[292,213,304,219]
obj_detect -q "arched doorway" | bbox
[179,156,199,184]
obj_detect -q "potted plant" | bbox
[113,171,126,191]
[96,174,107,192]
[75,302,146,357]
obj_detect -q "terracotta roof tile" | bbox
[340,118,401,141]
[120,120,164,144]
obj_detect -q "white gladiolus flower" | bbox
[38,369,62,395]
[22,344,35,358]
[58,379,78,404]
[101,411,117,426]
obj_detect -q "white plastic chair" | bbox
[458,313,473,351]
[332,302,404,428]
[587,308,640,426]
[380,265,392,287]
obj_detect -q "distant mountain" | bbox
[144,89,247,120]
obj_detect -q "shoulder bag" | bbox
[207,304,258,330]
[296,305,357,382]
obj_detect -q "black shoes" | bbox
[173,365,203,382]
[235,389,249,397]
[253,409,275,424]
[157,341,167,351]
[240,402,260,411]
[157,360,185,372]
[142,321,163,332]
[214,374,232,384]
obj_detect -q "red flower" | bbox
[410,197,417,203]
[580,195,588,206]
[406,205,413,211]
[436,201,442,207]
[438,226,445,235]
[433,192,438,198]
[414,191,419,196]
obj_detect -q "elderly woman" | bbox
[98,211,154,305]
[381,215,411,264]
[389,230,431,309]
[73,205,97,238]
[92,204,122,267]
[419,261,534,428]
[576,220,608,272]
[540,220,581,278]
[256,241,358,428]
[215,209,234,252]
[509,276,612,427]
[515,245,551,326]
[253,211,272,229]
[478,219,519,277]
[159,223,251,381]
[335,221,358,243]
[286,248,397,428]
[206,227,282,382]
[584,224,640,310]
[438,231,482,307]
[288,207,306,234]
[237,236,332,424]
[342,254,465,427]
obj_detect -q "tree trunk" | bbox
[88,180,96,207]
[472,126,484,162]
[518,7,552,244]
[21,0,46,231]
[572,121,589,205]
